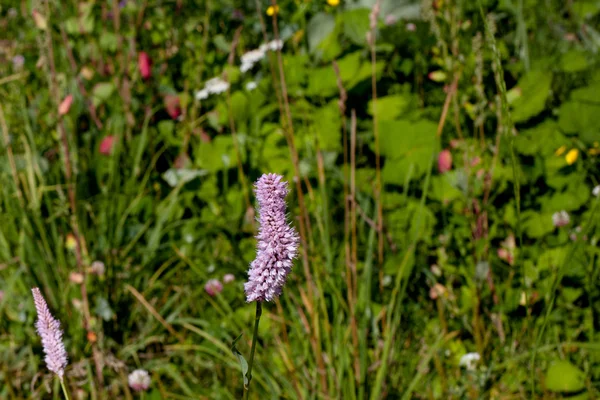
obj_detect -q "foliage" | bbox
[1,0,600,398]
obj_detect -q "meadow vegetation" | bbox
[1,0,600,398]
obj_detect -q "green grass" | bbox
[1,0,600,398]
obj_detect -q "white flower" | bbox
[196,77,229,100]
[593,185,600,197]
[90,261,105,276]
[459,352,480,371]
[245,81,258,91]
[241,48,266,65]
[552,210,570,228]
[204,77,230,94]
[266,39,284,51]
[240,62,253,73]
[240,48,266,73]
[128,369,151,392]
[195,88,209,100]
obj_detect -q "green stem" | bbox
[244,302,262,400]
[60,378,70,400]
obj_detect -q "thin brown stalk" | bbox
[59,28,103,130]
[253,0,284,112]
[350,109,360,383]
[436,70,462,137]
[351,196,398,253]
[225,26,251,210]
[0,104,23,206]
[332,60,352,299]
[368,0,384,288]
[39,0,103,386]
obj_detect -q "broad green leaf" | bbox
[307,12,336,52]
[368,95,410,120]
[510,70,552,123]
[195,136,240,171]
[560,50,589,72]
[313,101,341,151]
[379,119,437,182]
[92,82,115,106]
[558,101,600,136]
[230,91,249,124]
[521,211,555,238]
[545,360,586,393]
[342,9,370,46]
[429,174,463,203]
[162,169,209,187]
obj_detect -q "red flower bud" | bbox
[99,135,115,155]
[138,51,151,80]
[437,149,452,173]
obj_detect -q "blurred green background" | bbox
[1,0,600,398]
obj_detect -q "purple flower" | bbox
[31,288,68,379]
[244,173,299,302]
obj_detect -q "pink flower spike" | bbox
[138,52,151,80]
[205,279,223,296]
[223,273,235,284]
[99,135,115,155]
[437,149,452,173]
[244,173,299,302]
[58,95,73,116]
[31,288,68,379]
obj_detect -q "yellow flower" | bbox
[565,149,579,165]
[266,5,279,16]
[327,0,340,6]
[554,145,566,156]
[65,233,77,251]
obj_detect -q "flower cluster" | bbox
[128,369,151,391]
[32,288,68,379]
[459,352,481,371]
[240,40,283,73]
[195,77,230,100]
[245,173,299,302]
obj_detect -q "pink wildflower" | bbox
[138,52,151,80]
[244,174,299,302]
[31,288,68,379]
[99,135,115,155]
[58,95,73,116]
[204,279,223,296]
[437,149,452,173]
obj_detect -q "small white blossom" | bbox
[204,77,230,94]
[593,185,600,197]
[245,81,258,91]
[240,62,253,73]
[195,88,210,100]
[459,352,480,371]
[240,48,266,73]
[552,210,570,228]
[128,369,151,392]
[266,39,284,51]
